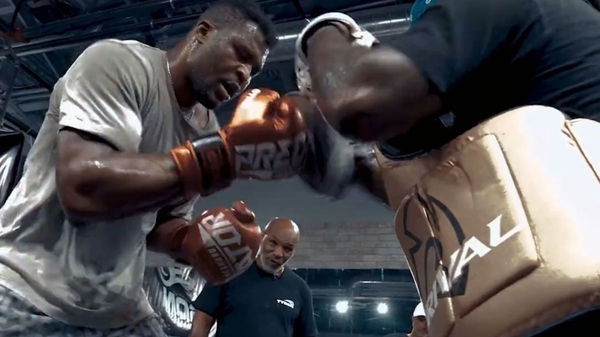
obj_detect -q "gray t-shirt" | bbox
[0,39,218,329]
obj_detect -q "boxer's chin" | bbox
[192,79,217,109]
[258,256,277,274]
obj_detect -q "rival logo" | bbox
[235,132,307,179]
[401,195,524,324]
[199,212,253,279]
[423,214,524,322]
[277,299,295,309]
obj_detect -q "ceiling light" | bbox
[335,300,349,314]
[376,302,389,314]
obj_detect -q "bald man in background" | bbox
[189,218,317,337]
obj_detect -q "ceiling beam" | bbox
[0,11,200,58]
[8,0,39,28]
[0,4,410,60]
[1,95,39,136]
[22,0,212,40]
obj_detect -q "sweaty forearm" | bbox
[58,152,183,221]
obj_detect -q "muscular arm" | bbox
[306,26,442,141]
[56,128,184,221]
[190,311,216,337]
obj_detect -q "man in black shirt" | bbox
[290,0,600,335]
[296,0,600,146]
[189,218,317,337]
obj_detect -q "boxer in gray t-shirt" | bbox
[0,1,285,335]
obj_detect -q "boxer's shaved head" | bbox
[264,218,300,241]
[257,218,300,275]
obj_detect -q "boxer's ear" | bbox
[194,21,216,44]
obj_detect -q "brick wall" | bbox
[289,221,409,269]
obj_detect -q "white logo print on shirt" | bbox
[277,299,295,309]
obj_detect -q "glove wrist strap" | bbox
[171,132,234,199]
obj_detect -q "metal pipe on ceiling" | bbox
[24,0,206,40]
[13,95,51,104]
[268,10,410,62]
[0,0,295,58]
[4,113,37,137]
[0,12,200,58]
[23,0,289,40]
[339,0,410,13]
[0,5,410,60]
[10,87,48,98]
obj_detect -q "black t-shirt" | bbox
[193,263,318,337]
[381,0,600,158]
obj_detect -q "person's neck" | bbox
[166,47,195,110]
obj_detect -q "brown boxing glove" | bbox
[171,88,308,199]
[179,201,262,285]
